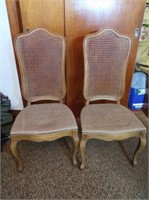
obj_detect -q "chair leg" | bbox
[80,136,87,169]
[133,131,146,165]
[10,138,23,172]
[72,131,79,165]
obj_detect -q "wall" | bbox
[0,0,23,110]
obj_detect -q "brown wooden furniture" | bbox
[11,28,79,172]
[6,0,146,117]
[80,29,147,169]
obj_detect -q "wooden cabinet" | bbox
[6,0,146,116]
[6,0,64,37]
[19,0,64,34]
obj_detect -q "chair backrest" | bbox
[15,28,66,103]
[83,28,131,103]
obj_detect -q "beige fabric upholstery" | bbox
[81,104,146,134]
[11,104,77,135]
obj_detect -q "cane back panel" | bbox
[83,29,131,102]
[15,28,66,102]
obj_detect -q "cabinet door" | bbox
[19,0,64,34]
[6,0,64,40]
[65,0,146,116]
[6,0,146,117]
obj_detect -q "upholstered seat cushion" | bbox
[81,104,146,134]
[11,103,77,135]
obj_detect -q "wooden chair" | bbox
[11,28,79,172]
[80,29,146,169]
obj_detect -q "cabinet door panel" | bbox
[6,0,64,38]
[19,0,64,34]
[65,0,146,116]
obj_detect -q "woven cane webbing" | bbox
[15,28,66,102]
[83,29,131,101]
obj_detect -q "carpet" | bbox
[1,111,148,199]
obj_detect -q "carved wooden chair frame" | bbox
[80,28,146,169]
[11,28,79,172]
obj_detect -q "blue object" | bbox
[131,72,147,89]
[128,88,146,110]
[128,72,147,110]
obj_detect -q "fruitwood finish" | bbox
[11,130,79,172]
[80,29,147,169]
[11,28,79,172]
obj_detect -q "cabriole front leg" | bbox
[80,135,87,169]
[72,130,79,165]
[133,131,146,165]
[10,136,23,172]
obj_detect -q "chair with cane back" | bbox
[11,28,79,172]
[80,28,146,169]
